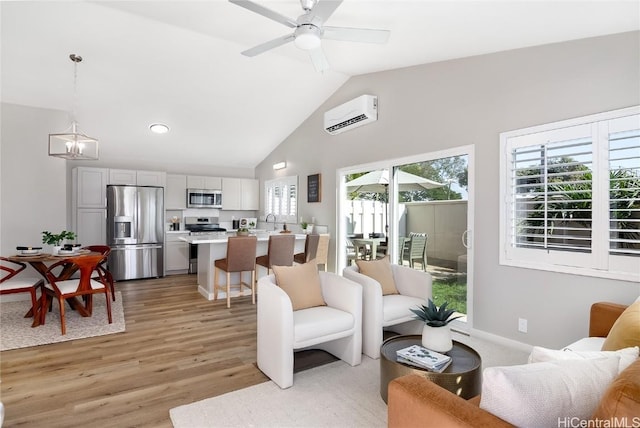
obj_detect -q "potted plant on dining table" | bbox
[42,230,76,255]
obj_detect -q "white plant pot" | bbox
[52,245,62,255]
[421,324,453,353]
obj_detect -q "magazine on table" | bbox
[396,345,452,371]
[396,355,452,373]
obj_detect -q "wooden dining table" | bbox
[4,250,101,326]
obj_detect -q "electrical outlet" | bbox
[518,318,528,333]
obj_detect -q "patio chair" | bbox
[378,236,409,262]
[403,233,428,270]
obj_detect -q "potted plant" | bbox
[410,299,462,353]
[236,227,250,236]
[42,230,76,254]
[300,221,309,233]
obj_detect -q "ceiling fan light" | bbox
[294,25,321,50]
[295,33,320,50]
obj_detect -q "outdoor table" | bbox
[350,237,386,260]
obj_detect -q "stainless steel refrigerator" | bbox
[107,185,164,281]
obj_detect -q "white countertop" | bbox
[166,230,189,234]
[180,232,305,244]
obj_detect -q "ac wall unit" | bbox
[324,94,378,135]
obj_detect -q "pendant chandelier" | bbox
[48,54,99,160]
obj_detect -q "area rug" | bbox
[0,292,125,351]
[170,356,386,428]
[170,334,530,428]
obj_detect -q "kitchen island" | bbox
[180,232,306,300]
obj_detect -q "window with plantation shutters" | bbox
[608,116,640,262]
[265,176,298,223]
[500,107,640,281]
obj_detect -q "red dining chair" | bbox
[0,257,44,326]
[42,254,112,335]
[82,245,115,300]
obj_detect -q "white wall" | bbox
[255,32,640,348]
[1,104,68,262]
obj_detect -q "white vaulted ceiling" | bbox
[2,1,638,168]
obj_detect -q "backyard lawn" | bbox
[431,278,467,315]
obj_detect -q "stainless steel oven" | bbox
[187,189,222,209]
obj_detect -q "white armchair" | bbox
[257,271,362,389]
[344,264,432,359]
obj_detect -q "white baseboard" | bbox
[462,328,534,354]
[198,285,213,300]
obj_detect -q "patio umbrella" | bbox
[346,169,444,233]
[346,169,444,193]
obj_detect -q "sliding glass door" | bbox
[339,145,474,328]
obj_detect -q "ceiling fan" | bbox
[229,0,390,72]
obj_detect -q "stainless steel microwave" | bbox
[187,189,222,208]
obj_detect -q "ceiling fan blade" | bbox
[308,47,329,72]
[229,0,297,28]
[310,0,343,23]
[241,33,295,57]
[323,26,390,44]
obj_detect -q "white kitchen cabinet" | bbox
[137,170,166,187]
[108,169,137,185]
[109,169,166,187]
[187,175,222,190]
[222,178,258,210]
[166,174,187,209]
[166,232,189,273]
[75,167,108,208]
[222,178,242,210]
[241,178,259,211]
[76,208,107,246]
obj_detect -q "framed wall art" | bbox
[307,173,321,203]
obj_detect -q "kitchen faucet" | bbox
[265,213,276,231]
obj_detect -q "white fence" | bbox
[345,200,388,235]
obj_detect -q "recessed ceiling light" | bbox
[149,123,169,134]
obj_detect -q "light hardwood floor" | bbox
[0,274,268,427]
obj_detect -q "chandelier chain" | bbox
[70,54,82,127]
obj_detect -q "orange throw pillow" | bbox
[602,300,640,351]
[356,255,398,295]
[272,261,326,311]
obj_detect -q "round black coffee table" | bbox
[379,335,482,403]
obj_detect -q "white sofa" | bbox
[343,264,432,359]
[257,272,362,389]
